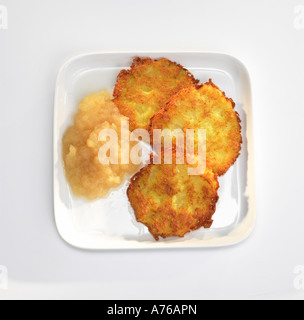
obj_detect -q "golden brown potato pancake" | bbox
[127,157,219,241]
[150,80,242,176]
[113,57,198,131]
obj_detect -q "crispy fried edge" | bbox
[113,57,199,130]
[127,158,220,241]
[149,79,243,176]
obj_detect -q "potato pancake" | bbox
[150,80,242,176]
[127,157,219,241]
[113,57,198,131]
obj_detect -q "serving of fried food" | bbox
[150,80,242,176]
[127,153,219,240]
[62,56,242,241]
[113,57,198,131]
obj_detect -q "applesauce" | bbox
[62,90,140,200]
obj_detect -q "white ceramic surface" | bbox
[54,52,255,250]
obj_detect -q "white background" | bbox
[0,0,304,300]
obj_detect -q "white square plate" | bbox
[53,52,255,250]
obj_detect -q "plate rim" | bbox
[53,51,256,250]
